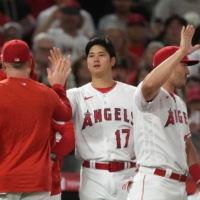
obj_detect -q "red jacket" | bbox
[50,120,75,195]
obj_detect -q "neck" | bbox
[6,70,29,78]
[162,81,175,94]
[91,75,115,88]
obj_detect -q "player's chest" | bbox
[157,98,188,130]
[76,93,134,126]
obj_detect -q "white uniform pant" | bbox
[79,166,136,200]
[0,192,50,200]
[127,167,188,200]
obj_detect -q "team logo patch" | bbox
[84,96,93,100]
[14,58,20,62]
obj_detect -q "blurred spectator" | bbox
[147,18,164,42]
[153,0,200,23]
[183,11,200,28]
[97,0,133,36]
[140,41,164,68]
[24,0,54,18]
[35,0,95,39]
[34,0,89,64]
[1,22,22,43]
[137,0,159,18]
[112,58,129,83]
[160,15,187,46]
[126,66,152,86]
[32,33,55,87]
[78,0,113,26]
[126,13,148,60]
[32,33,76,89]
[0,0,35,44]
[186,86,200,161]
[189,25,200,77]
[72,55,91,87]
[184,76,200,101]
[104,26,138,72]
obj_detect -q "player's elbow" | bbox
[141,81,155,101]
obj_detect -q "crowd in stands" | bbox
[1,0,200,198]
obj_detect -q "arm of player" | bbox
[141,25,200,102]
[186,138,200,188]
[47,57,72,121]
[51,120,75,157]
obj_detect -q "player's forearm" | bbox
[52,84,72,121]
[142,50,186,101]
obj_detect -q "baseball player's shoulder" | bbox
[68,83,91,93]
[116,81,137,92]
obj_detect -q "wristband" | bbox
[189,163,200,185]
[51,152,57,161]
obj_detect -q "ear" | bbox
[2,61,6,70]
[27,59,32,74]
[111,57,116,68]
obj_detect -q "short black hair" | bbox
[165,14,187,28]
[85,37,116,59]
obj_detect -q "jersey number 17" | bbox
[115,129,130,149]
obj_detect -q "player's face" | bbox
[87,45,115,78]
[170,62,190,88]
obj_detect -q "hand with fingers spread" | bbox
[48,47,63,67]
[47,57,71,87]
[180,25,200,55]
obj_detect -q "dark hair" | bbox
[85,37,116,59]
[186,76,200,84]
[165,14,187,28]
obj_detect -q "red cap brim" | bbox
[182,57,199,66]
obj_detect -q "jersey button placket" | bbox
[103,94,107,104]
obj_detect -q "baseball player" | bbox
[49,38,137,200]
[0,40,72,200]
[127,25,200,200]
[50,120,75,200]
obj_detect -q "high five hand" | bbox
[180,25,200,55]
[47,56,71,87]
[48,47,63,66]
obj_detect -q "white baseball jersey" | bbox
[67,82,136,162]
[133,82,190,174]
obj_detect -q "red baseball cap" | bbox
[2,40,30,63]
[153,46,199,68]
[187,86,200,102]
[61,0,81,15]
[127,13,145,26]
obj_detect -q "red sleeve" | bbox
[51,84,72,122]
[51,121,75,157]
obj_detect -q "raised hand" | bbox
[47,56,71,87]
[48,47,63,67]
[180,25,200,55]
